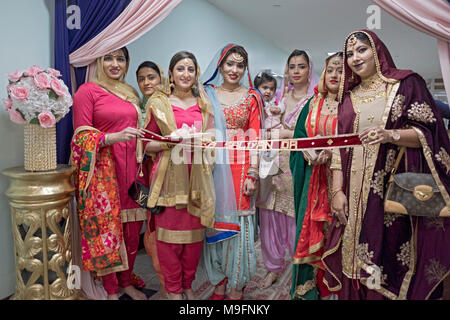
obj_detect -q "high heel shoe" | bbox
[209,277,228,300]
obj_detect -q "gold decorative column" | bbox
[2,165,79,300]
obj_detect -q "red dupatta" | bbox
[71,127,128,276]
[293,87,336,269]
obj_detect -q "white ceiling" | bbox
[206,0,448,80]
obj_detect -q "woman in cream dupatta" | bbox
[142,51,216,300]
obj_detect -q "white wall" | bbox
[126,0,288,92]
[0,0,53,299]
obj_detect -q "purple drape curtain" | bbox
[54,0,131,164]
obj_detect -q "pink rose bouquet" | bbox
[5,66,72,127]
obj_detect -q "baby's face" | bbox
[258,81,276,102]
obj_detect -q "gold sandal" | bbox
[260,272,278,289]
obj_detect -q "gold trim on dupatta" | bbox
[143,90,215,229]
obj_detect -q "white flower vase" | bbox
[24,123,57,171]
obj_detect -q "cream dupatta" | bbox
[143,68,216,229]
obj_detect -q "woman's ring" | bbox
[368,129,378,140]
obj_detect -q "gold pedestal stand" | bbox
[2,165,79,300]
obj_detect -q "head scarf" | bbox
[92,49,144,164]
[201,44,261,241]
[203,44,254,89]
[316,52,343,98]
[338,29,414,103]
[275,51,319,104]
[92,49,140,107]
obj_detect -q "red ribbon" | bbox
[142,130,362,151]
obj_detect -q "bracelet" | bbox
[100,135,106,147]
[331,188,343,200]
[103,134,110,146]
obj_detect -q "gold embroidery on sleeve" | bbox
[407,102,436,123]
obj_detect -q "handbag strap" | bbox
[391,146,406,175]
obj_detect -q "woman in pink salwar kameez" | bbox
[143,51,215,300]
[72,47,148,300]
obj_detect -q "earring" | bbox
[169,78,175,89]
[349,71,355,83]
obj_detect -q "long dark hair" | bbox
[169,51,199,97]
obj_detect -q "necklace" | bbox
[359,73,385,92]
[219,85,242,93]
[172,87,193,99]
[290,89,306,101]
[323,95,338,114]
[352,73,386,105]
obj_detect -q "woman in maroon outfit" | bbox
[323,30,450,300]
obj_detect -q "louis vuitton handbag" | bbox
[128,180,164,215]
[384,147,450,217]
[128,159,164,215]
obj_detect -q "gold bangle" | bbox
[332,187,343,193]
[331,189,343,200]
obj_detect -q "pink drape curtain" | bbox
[373,0,450,102]
[69,0,183,82]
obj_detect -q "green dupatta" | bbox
[289,97,318,300]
